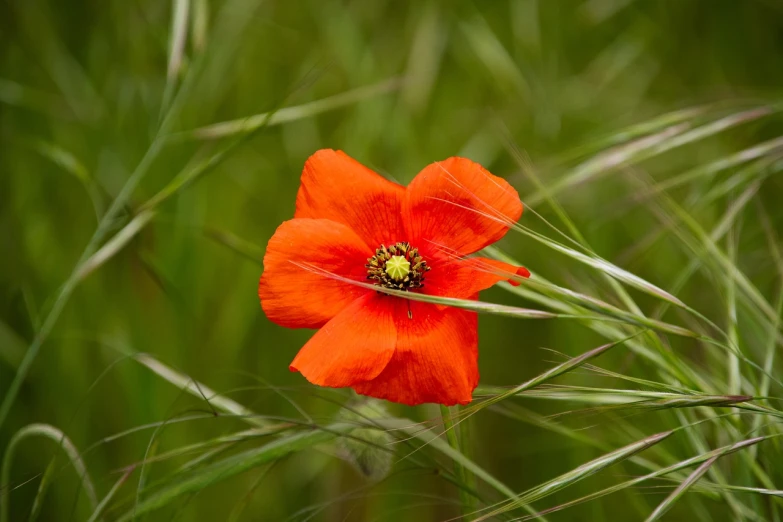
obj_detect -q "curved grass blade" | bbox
[1,424,99,522]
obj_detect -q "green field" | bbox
[2,1,783,520]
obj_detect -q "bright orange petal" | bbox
[404,157,522,256]
[259,218,371,329]
[352,298,479,406]
[290,294,396,387]
[295,149,406,248]
[423,255,530,300]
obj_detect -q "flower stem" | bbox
[440,404,477,518]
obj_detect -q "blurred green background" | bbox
[2,0,783,520]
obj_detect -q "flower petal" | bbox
[404,157,522,256]
[290,294,397,387]
[295,149,406,248]
[259,218,371,329]
[352,298,479,406]
[423,255,530,300]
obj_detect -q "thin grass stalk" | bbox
[440,405,475,518]
[487,403,699,489]
[0,0,353,430]
[86,467,135,522]
[614,156,779,264]
[0,137,165,431]
[475,431,673,521]
[644,455,719,522]
[292,261,558,319]
[489,251,710,391]
[175,78,404,141]
[633,173,783,392]
[116,423,358,521]
[726,220,742,399]
[225,464,277,522]
[504,134,688,387]
[133,353,543,519]
[751,201,783,461]
[527,107,773,206]
[160,0,191,120]
[629,137,783,206]
[26,461,56,522]
[674,410,748,519]
[514,435,773,521]
[649,176,779,334]
[552,104,711,165]
[469,337,628,413]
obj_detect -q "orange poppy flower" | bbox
[258,149,529,406]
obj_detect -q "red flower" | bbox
[258,150,529,406]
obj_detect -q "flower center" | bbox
[385,255,410,281]
[366,242,430,291]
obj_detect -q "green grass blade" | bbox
[554,104,711,163]
[477,431,672,520]
[528,107,773,206]
[117,423,357,521]
[0,136,166,431]
[645,455,720,522]
[292,260,558,319]
[203,227,265,264]
[86,467,134,522]
[175,78,404,141]
[26,460,55,522]
[190,0,209,52]
[1,424,99,522]
[471,336,631,412]
[520,435,773,521]
[74,210,155,282]
[133,353,268,428]
[374,417,545,520]
[439,405,475,517]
